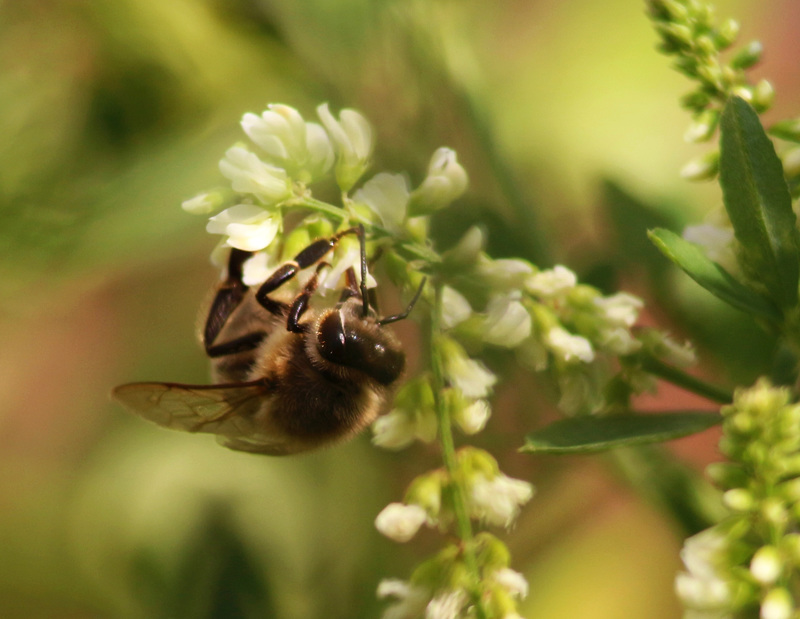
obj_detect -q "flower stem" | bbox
[429,282,487,618]
[641,355,733,404]
[292,196,441,264]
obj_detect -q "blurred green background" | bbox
[1,0,798,617]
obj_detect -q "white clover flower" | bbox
[599,327,642,356]
[443,344,497,398]
[377,579,431,619]
[352,172,410,233]
[468,472,534,527]
[525,265,577,297]
[375,502,429,543]
[410,147,468,214]
[241,104,334,183]
[206,204,280,251]
[440,286,472,329]
[492,568,529,599]
[675,527,734,612]
[182,191,223,215]
[545,327,595,363]
[476,256,534,291]
[372,408,437,450]
[425,590,467,619]
[454,399,491,435]
[593,292,643,328]
[218,146,292,205]
[319,242,377,294]
[482,293,532,348]
[241,251,277,286]
[317,103,374,192]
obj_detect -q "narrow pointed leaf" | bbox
[648,228,780,320]
[719,97,800,308]
[521,412,721,455]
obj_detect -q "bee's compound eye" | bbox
[317,311,346,361]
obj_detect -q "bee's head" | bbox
[314,300,404,386]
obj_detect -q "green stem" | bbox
[291,196,442,265]
[429,283,487,619]
[641,355,733,404]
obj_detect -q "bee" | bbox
[113,226,423,455]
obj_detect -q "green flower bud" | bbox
[769,119,800,143]
[405,470,446,519]
[752,80,775,112]
[760,587,793,619]
[723,488,755,512]
[781,148,800,180]
[750,545,783,585]
[696,34,717,56]
[472,532,512,572]
[761,497,788,528]
[730,41,763,69]
[684,109,719,143]
[706,462,748,489]
[280,226,311,261]
[680,150,719,181]
[715,18,739,49]
[680,90,711,111]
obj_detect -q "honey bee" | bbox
[113,226,423,455]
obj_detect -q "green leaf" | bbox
[719,97,800,308]
[521,412,721,455]
[648,227,780,321]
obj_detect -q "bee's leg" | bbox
[255,225,364,317]
[378,277,427,326]
[204,248,267,358]
[286,262,329,332]
[338,267,360,302]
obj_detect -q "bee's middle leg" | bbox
[204,248,267,358]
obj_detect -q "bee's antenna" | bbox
[358,224,369,317]
[378,277,427,326]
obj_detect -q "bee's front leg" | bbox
[254,226,364,318]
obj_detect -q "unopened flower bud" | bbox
[770,119,800,143]
[731,40,763,70]
[680,150,719,181]
[761,587,793,619]
[409,147,468,215]
[182,191,226,215]
[317,103,374,192]
[752,80,775,112]
[715,18,739,49]
[751,546,783,585]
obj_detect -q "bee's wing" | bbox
[112,380,270,436]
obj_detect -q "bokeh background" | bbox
[1,0,798,617]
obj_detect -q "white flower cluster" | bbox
[379,226,691,416]
[377,566,528,619]
[183,103,468,289]
[374,445,533,617]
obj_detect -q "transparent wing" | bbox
[112,380,270,436]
